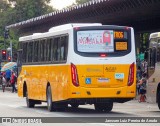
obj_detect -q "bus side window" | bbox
[157,47,160,62]
[17,49,23,76]
[40,40,45,62]
[52,38,58,61]
[22,42,27,63]
[60,36,65,60]
[46,38,51,62]
[17,49,22,66]
[28,41,33,62]
[50,38,54,61]
[57,37,61,61]
[149,48,156,68]
[44,39,47,61]
[60,36,68,61]
[33,41,39,62]
[64,36,68,60]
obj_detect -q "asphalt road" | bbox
[0,89,160,126]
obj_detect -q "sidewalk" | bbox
[0,85,16,92]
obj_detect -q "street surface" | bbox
[0,89,160,126]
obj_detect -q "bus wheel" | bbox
[26,90,35,108]
[94,102,113,112]
[70,103,79,108]
[158,91,160,110]
[47,86,55,112]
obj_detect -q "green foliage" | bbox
[0,0,94,53]
[66,0,91,8]
[0,36,5,49]
[8,0,54,22]
[76,0,91,4]
[0,0,55,52]
[0,1,11,34]
[140,33,150,53]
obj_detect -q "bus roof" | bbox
[48,23,102,32]
[19,23,130,42]
[19,23,102,42]
[149,32,160,40]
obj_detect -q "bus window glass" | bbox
[43,39,47,61]
[17,43,22,65]
[53,37,60,61]
[22,42,27,63]
[34,41,39,62]
[60,36,68,60]
[28,42,33,62]
[46,38,51,61]
[57,37,61,61]
[64,36,68,60]
[52,38,58,61]
[38,41,41,62]
[157,47,160,62]
[77,30,114,52]
[40,40,45,61]
[149,48,156,68]
[18,42,22,49]
[50,38,53,61]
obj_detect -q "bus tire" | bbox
[47,86,55,112]
[26,90,35,108]
[94,102,113,112]
[70,103,79,108]
[158,91,160,110]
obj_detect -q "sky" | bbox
[50,0,76,10]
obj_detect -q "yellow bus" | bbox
[145,32,160,109]
[17,23,136,112]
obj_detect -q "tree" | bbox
[8,0,55,22]
[76,0,91,4]
[0,0,13,49]
[0,0,55,51]
[0,0,11,34]
[66,0,91,8]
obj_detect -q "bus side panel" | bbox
[18,66,39,100]
[147,63,160,103]
[49,65,70,102]
[18,67,28,98]
[18,65,70,102]
[17,76,24,97]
